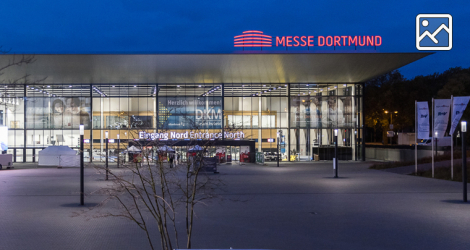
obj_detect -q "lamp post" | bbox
[105,131,109,181]
[435,131,438,157]
[334,129,338,178]
[117,134,120,168]
[384,111,398,145]
[79,124,84,206]
[462,121,467,202]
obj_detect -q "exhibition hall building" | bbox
[0,52,430,163]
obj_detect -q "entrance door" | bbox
[231,146,240,161]
[26,149,33,162]
[175,146,187,163]
[226,146,232,162]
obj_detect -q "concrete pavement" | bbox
[0,161,469,250]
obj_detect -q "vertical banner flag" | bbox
[417,101,430,139]
[433,99,451,138]
[450,96,470,135]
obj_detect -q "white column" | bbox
[154,96,157,133]
[100,98,104,154]
[258,96,262,152]
[351,85,356,160]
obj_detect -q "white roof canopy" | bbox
[0,53,431,84]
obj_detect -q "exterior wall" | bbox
[0,83,364,162]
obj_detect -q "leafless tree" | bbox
[89,113,233,250]
[0,49,47,97]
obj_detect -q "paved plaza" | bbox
[0,161,469,250]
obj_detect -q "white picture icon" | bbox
[416,14,452,51]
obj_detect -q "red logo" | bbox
[234,30,272,47]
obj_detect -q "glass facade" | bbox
[0,83,363,162]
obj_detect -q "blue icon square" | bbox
[416,14,452,51]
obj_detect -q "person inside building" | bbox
[169,153,174,168]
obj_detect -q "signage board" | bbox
[158,97,222,129]
[417,101,430,139]
[256,152,264,164]
[433,99,451,138]
[139,131,245,140]
[234,30,382,48]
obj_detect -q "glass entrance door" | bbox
[174,146,187,163]
[231,146,240,161]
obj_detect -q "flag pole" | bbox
[415,100,418,175]
[451,95,454,180]
[432,98,434,178]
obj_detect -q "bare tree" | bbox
[89,113,231,250]
[0,50,47,97]
[0,49,35,83]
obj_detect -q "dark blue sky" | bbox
[1,0,468,79]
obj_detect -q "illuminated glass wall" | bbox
[0,83,363,162]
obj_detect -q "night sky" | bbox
[1,0,468,79]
